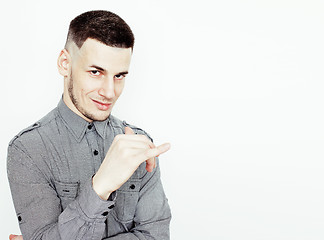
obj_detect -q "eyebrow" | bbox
[89,65,128,75]
[117,71,129,75]
[89,65,106,72]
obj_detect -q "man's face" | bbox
[63,38,132,122]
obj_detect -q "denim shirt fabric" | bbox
[7,99,171,240]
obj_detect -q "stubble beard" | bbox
[68,74,110,122]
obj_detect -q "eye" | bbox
[115,74,125,80]
[90,70,100,76]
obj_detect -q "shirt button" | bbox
[93,150,99,156]
[130,184,136,190]
[88,125,92,130]
[102,211,108,216]
[108,204,115,209]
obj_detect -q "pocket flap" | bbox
[54,180,79,198]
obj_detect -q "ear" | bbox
[57,49,71,77]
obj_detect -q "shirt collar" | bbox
[57,98,110,142]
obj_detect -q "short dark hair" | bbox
[65,10,134,49]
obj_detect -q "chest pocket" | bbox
[114,179,140,222]
[54,180,79,211]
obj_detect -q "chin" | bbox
[96,115,110,121]
[80,108,110,122]
[92,111,112,121]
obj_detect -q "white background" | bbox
[1,0,324,239]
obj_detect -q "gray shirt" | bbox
[7,99,171,240]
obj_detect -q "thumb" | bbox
[124,126,135,135]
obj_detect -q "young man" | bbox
[7,10,171,240]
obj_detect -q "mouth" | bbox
[91,99,112,111]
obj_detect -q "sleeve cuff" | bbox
[76,177,116,220]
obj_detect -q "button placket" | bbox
[85,126,102,172]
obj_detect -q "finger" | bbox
[9,235,22,240]
[118,133,156,149]
[115,136,156,150]
[137,143,170,162]
[146,157,156,172]
[9,235,17,240]
[130,135,155,147]
[124,126,135,135]
[145,157,155,172]
[127,140,153,150]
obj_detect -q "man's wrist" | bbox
[72,178,116,221]
[92,174,113,200]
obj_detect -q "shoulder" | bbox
[109,115,153,142]
[8,108,57,147]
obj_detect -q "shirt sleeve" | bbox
[103,159,172,240]
[7,143,116,240]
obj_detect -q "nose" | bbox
[98,77,115,99]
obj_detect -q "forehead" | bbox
[75,38,132,71]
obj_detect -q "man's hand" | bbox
[92,127,170,200]
[9,234,23,240]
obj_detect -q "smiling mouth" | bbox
[91,99,112,110]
